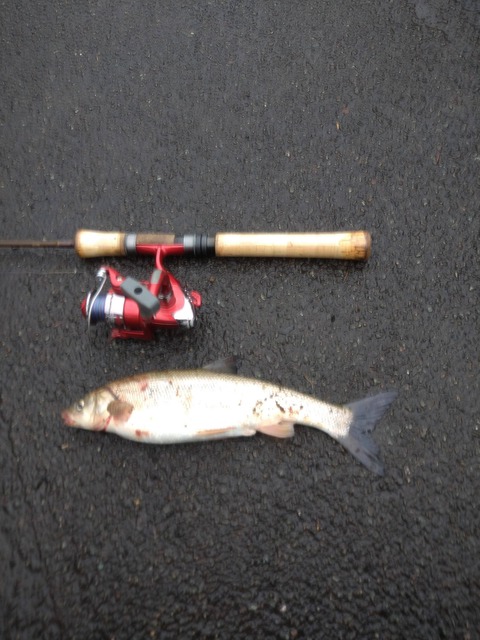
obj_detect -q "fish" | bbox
[62,358,397,475]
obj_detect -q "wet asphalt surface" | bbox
[1,1,479,638]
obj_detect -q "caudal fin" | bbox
[340,391,397,475]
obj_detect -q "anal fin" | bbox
[256,421,295,439]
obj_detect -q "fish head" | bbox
[62,389,112,431]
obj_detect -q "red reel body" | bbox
[81,246,202,340]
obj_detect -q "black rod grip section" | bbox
[178,234,216,258]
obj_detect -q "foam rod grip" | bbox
[214,231,372,260]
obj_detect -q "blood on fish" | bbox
[93,415,111,432]
[139,380,149,392]
[253,400,263,415]
[135,429,149,439]
[275,401,286,413]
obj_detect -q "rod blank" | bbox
[0,239,74,248]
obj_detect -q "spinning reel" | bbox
[82,242,204,340]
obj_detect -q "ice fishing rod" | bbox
[0,229,371,340]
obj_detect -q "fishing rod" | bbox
[0,229,372,340]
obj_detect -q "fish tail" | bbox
[339,391,397,475]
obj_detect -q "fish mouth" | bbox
[61,410,76,427]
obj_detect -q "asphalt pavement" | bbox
[1,1,479,638]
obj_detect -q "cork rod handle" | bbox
[75,230,128,258]
[215,231,371,260]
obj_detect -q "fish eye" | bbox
[75,399,85,412]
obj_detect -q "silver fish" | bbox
[62,359,396,475]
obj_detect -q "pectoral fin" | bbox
[256,421,295,439]
[107,400,134,423]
